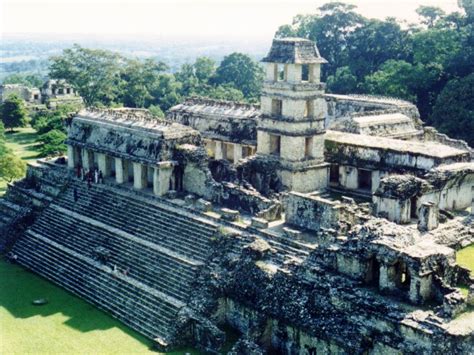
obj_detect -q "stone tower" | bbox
[257,38,329,192]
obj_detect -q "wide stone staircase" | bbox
[11,179,219,346]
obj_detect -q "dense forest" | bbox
[1,2,473,146]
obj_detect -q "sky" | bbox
[1,0,462,39]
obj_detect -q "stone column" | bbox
[115,157,129,184]
[215,141,224,160]
[67,145,75,169]
[418,201,439,231]
[233,144,243,163]
[471,186,474,216]
[379,263,397,291]
[97,153,111,177]
[409,274,432,304]
[153,162,173,196]
[81,149,93,170]
[133,162,147,190]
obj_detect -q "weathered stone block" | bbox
[251,217,269,229]
[196,198,212,212]
[221,208,240,221]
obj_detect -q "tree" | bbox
[326,66,358,94]
[214,53,263,100]
[0,153,26,182]
[37,129,67,156]
[363,60,419,101]
[49,44,125,106]
[148,105,165,118]
[194,57,216,83]
[0,121,8,156]
[416,6,446,28]
[430,74,474,147]
[346,18,411,79]
[2,73,43,88]
[0,94,28,132]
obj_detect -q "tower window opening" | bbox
[329,164,340,185]
[269,135,281,156]
[302,64,309,82]
[304,136,313,158]
[304,100,314,118]
[271,99,282,117]
[277,64,287,81]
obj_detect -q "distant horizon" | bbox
[1,0,462,39]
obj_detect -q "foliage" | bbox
[0,121,7,156]
[37,129,67,156]
[326,66,358,94]
[174,56,247,102]
[0,94,29,131]
[31,104,78,135]
[213,53,263,100]
[0,152,26,182]
[2,73,44,88]
[276,3,474,144]
[148,104,165,118]
[50,45,126,106]
[430,73,474,147]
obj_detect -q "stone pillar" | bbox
[471,186,474,215]
[418,201,439,231]
[133,162,147,190]
[286,64,302,83]
[81,149,93,171]
[379,263,397,291]
[97,153,111,177]
[115,157,129,184]
[153,162,173,196]
[67,145,75,169]
[409,274,432,304]
[215,141,224,160]
[233,144,243,163]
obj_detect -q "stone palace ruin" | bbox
[1,38,473,354]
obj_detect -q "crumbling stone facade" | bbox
[1,37,473,354]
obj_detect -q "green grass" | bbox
[0,259,205,354]
[456,245,474,275]
[1,126,42,195]
[456,245,474,297]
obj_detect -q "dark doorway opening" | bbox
[358,169,372,191]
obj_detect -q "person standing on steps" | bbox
[94,168,99,184]
[98,170,104,184]
[87,170,92,189]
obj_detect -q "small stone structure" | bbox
[0,84,41,104]
[1,37,473,354]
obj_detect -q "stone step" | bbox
[32,212,196,301]
[55,197,212,261]
[12,232,183,343]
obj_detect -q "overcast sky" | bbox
[1,0,462,39]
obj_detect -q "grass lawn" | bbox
[456,245,474,297]
[1,126,43,195]
[0,259,205,355]
[456,245,474,275]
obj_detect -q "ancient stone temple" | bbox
[1,38,473,354]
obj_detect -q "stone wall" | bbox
[284,192,340,232]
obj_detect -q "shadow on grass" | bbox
[0,259,154,349]
[5,130,38,146]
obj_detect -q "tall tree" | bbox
[49,44,125,106]
[0,94,28,132]
[430,73,474,147]
[214,53,263,100]
[416,6,446,28]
